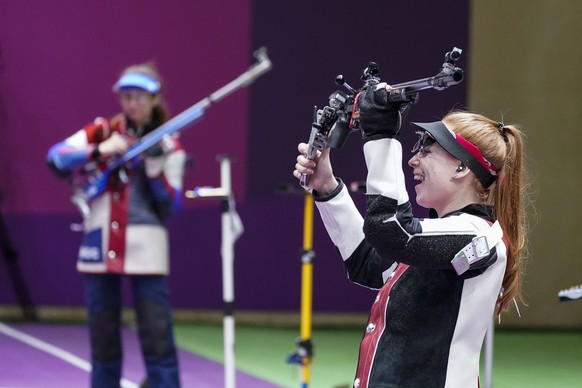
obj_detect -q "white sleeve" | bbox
[162,150,187,189]
[364,138,409,205]
[315,185,364,260]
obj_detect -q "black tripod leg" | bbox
[0,212,38,321]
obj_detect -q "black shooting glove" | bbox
[358,85,410,142]
[143,135,177,158]
[144,143,164,157]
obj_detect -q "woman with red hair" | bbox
[293,83,528,388]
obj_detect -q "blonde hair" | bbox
[443,111,528,315]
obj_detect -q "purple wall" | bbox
[0,0,252,214]
[0,1,469,314]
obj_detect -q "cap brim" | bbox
[113,73,160,94]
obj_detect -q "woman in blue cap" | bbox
[47,63,185,387]
[293,83,528,388]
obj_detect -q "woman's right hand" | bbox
[293,142,338,196]
[96,133,129,158]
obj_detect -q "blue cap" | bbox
[113,72,161,94]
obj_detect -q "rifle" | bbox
[74,48,272,215]
[299,47,463,191]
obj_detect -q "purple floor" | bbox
[0,322,280,388]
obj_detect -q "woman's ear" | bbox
[451,164,471,181]
[455,164,468,174]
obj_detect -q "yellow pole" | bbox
[284,189,315,387]
[299,192,314,387]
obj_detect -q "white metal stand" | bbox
[186,155,243,388]
[483,319,494,388]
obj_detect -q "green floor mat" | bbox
[175,324,361,387]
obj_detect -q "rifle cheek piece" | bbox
[326,118,352,149]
